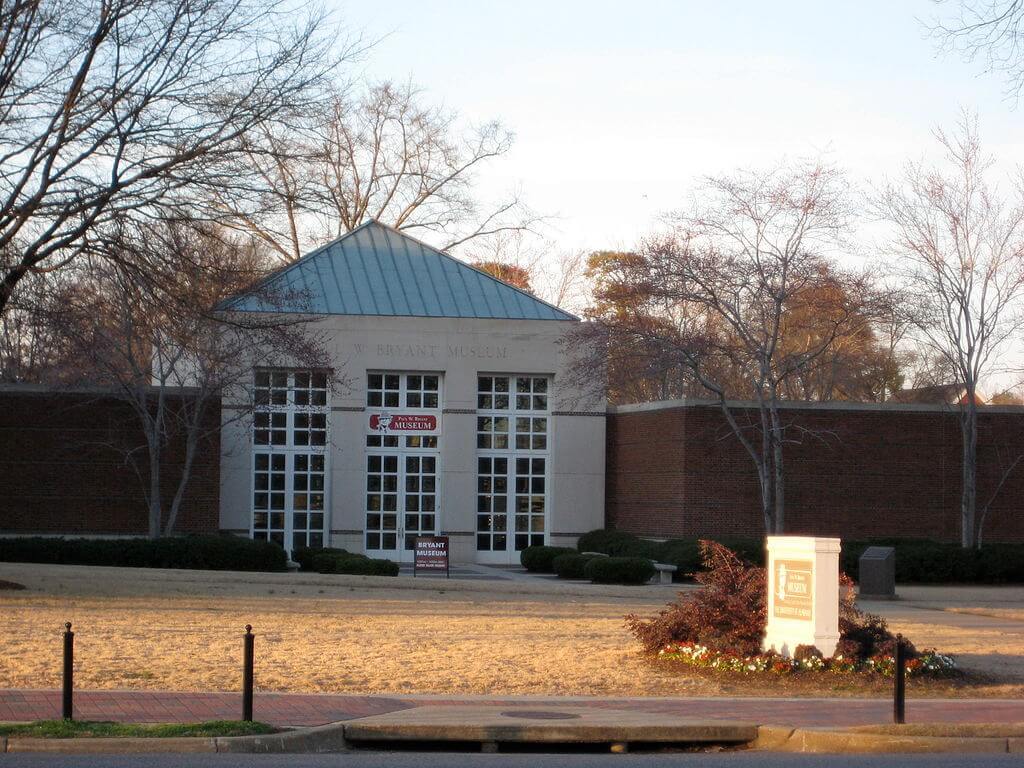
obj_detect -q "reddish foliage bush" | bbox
[626,540,903,660]
[627,541,766,655]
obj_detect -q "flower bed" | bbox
[657,641,957,677]
[628,541,960,682]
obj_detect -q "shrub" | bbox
[0,535,287,572]
[520,545,575,573]
[574,530,765,578]
[583,556,656,585]
[576,530,651,557]
[292,546,349,572]
[310,552,398,576]
[841,540,1024,584]
[627,541,900,661]
[552,552,601,579]
[648,540,702,578]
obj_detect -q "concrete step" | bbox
[342,705,757,747]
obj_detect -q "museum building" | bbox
[6,224,1024,549]
[215,220,606,564]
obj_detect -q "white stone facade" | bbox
[218,314,605,564]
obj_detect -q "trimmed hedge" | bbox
[579,531,1024,584]
[576,530,764,580]
[292,546,350,572]
[842,540,1024,584]
[552,552,601,580]
[310,551,399,577]
[583,556,656,585]
[576,530,646,557]
[0,535,288,572]
[520,545,575,573]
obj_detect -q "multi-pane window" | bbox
[294,412,327,447]
[364,372,442,554]
[253,453,286,544]
[291,454,325,549]
[405,374,440,408]
[254,412,287,446]
[476,375,550,553]
[367,434,438,449]
[367,373,400,407]
[255,370,289,406]
[365,454,399,551]
[476,415,510,449]
[514,457,547,550]
[403,455,437,550]
[477,376,511,410]
[515,376,549,411]
[476,456,508,551]
[515,416,548,450]
[366,372,439,409]
[293,371,329,406]
[251,369,330,552]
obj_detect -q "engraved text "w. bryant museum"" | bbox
[354,343,509,360]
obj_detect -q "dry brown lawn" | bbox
[1,563,1022,698]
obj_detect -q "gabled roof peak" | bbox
[220,220,577,321]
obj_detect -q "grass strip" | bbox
[0,720,276,738]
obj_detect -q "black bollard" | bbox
[62,622,74,721]
[242,625,254,722]
[893,633,906,724]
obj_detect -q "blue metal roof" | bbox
[219,221,578,321]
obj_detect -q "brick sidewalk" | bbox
[1,689,1021,728]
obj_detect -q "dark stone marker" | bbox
[858,546,896,600]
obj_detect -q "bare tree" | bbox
[462,228,589,313]
[877,115,1024,548]
[571,162,870,533]
[0,0,346,317]
[930,1,1024,97]
[47,221,336,537]
[0,269,78,381]
[221,81,540,262]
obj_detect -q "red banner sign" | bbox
[414,536,449,577]
[368,413,438,434]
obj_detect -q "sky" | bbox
[334,0,1024,258]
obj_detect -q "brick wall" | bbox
[0,387,221,536]
[606,401,1024,543]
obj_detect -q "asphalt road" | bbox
[0,752,1020,768]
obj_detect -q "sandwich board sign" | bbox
[763,536,840,658]
[414,536,449,578]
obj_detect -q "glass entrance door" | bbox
[365,452,438,562]
[475,375,550,565]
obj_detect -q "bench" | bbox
[652,562,677,585]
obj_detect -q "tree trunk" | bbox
[148,438,162,539]
[164,424,202,537]
[960,398,979,548]
[715,396,774,533]
[759,401,775,534]
[770,403,785,534]
[760,459,774,535]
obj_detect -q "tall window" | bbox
[364,372,442,553]
[476,375,550,552]
[252,369,329,551]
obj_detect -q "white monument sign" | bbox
[763,536,841,658]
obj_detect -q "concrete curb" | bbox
[6,736,218,754]
[215,722,348,753]
[5,721,1023,755]
[1,725,351,755]
[751,725,1017,754]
